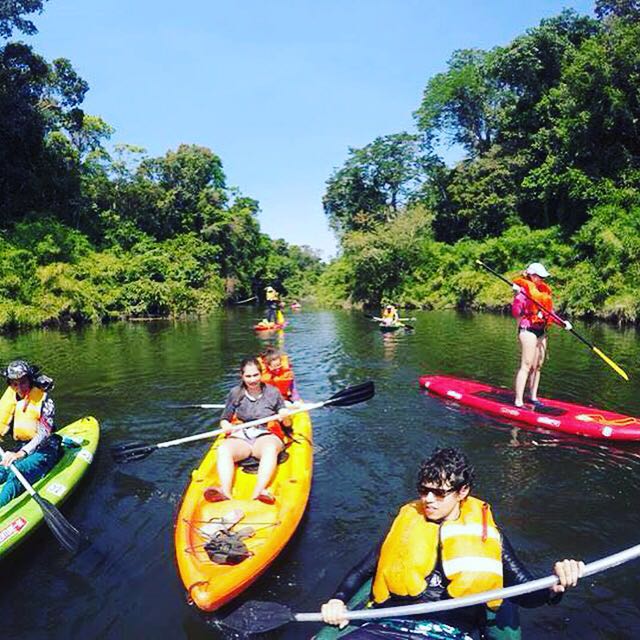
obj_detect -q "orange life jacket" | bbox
[513,276,554,328]
[261,355,294,400]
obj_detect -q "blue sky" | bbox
[27,0,594,259]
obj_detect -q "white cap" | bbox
[526,262,550,278]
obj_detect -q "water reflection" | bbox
[0,309,639,638]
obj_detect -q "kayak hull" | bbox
[419,374,640,441]
[254,322,287,331]
[0,416,100,557]
[174,410,313,611]
[379,324,404,333]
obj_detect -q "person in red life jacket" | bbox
[511,263,572,409]
[259,347,300,403]
[0,360,62,507]
[204,357,291,505]
[320,448,584,639]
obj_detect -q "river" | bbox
[1,308,639,639]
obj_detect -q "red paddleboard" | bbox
[419,374,640,441]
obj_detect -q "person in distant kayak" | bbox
[0,360,62,507]
[264,285,281,323]
[381,304,399,326]
[320,447,584,639]
[511,263,572,408]
[204,357,291,505]
[258,347,300,403]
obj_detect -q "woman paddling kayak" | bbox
[204,357,291,505]
[511,263,572,408]
[320,448,584,639]
[0,360,62,507]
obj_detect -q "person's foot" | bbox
[204,486,230,503]
[514,400,524,408]
[531,399,545,409]
[254,490,276,505]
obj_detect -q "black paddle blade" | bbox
[221,600,295,634]
[34,493,82,554]
[110,441,158,463]
[325,381,375,407]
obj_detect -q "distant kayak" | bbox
[291,303,302,310]
[254,321,287,332]
[379,323,405,333]
[419,375,640,441]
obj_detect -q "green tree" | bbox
[323,133,428,235]
[0,0,46,39]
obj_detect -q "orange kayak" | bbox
[174,409,313,611]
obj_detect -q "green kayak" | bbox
[0,416,99,557]
[312,578,521,639]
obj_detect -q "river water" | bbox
[1,308,639,639]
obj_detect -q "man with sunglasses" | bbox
[320,448,584,639]
[0,360,61,507]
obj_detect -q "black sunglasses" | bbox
[418,484,459,499]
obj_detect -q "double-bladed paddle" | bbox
[0,445,82,554]
[166,403,225,410]
[477,260,629,381]
[364,315,414,331]
[221,542,640,634]
[111,381,374,463]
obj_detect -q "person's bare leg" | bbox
[515,331,537,406]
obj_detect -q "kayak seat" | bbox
[238,450,289,474]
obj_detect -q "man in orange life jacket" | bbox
[259,347,300,402]
[321,448,584,639]
[0,360,62,507]
[511,262,572,408]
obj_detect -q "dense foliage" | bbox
[0,2,322,331]
[320,4,640,323]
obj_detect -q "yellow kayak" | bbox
[174,409,313,611]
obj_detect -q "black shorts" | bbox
[520,325,546,339]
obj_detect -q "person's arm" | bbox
[220,388,240,430]
[501,533,583,608]
[321,540,382,627]
[20,395,55,456]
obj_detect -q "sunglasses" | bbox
[418,485,459,499]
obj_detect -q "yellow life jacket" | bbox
[13,387,47,441]
[275,309,285,325]
[372,496,503,609]
[0,386,17,437]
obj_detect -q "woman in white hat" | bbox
[511,263,572,408]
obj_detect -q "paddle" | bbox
[221,541,640,634]
[233,295,257,305]
[111,381,374,463]
[166,403,225,410]
[0,445,82,553]
[476,260,629,381]
[365,315,414,331]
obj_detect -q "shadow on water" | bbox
[1,308,640,638]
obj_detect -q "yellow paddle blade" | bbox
[593,346,629,381]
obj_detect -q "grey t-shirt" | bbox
[221,383,285,438]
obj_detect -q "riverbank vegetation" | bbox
[318,2,640,323]
[0,2,323,331]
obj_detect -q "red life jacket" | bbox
[513,276,555,328]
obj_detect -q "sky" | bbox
[26,0,595,259]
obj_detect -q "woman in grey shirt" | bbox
[205,357,290,505]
